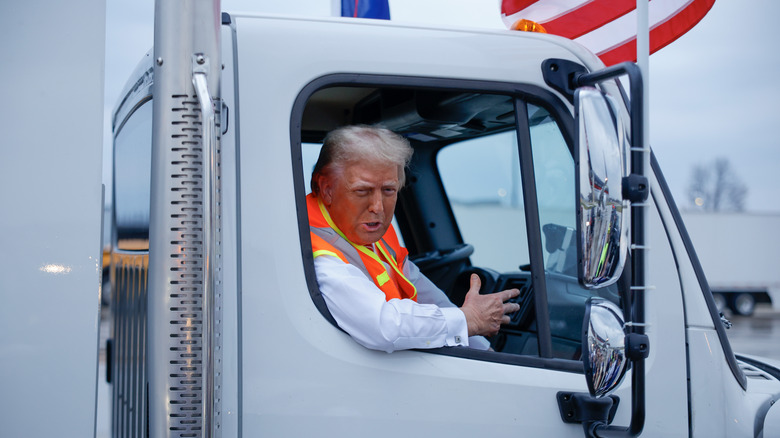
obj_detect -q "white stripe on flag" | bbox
[574,0,693,55]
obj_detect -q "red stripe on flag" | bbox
[647,0,714,56]
[596,0,715,66]
[597,40,638,67]
[542,0,637,39]
[354,0,359,17]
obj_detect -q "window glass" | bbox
[437,131,529,272]
[301,142,323,195]
[529,104,575,270]
[114,100,152,250]
[438,128,541,356]
[529,103,619,359]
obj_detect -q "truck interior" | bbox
[294,78,622,364]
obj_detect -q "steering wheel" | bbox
[410,243,474,272]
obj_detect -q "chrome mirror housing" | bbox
[575,87,629,289]
[583,298,628,398]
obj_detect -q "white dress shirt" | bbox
[315,249,490,353]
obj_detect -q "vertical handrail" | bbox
[192,53,217,438]
[150,1,221,436]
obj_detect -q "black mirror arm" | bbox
[541,59,643,154]
[542,60,647,205]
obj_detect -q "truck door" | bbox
[270,77,633,435]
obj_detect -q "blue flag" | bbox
[341,0,390,20]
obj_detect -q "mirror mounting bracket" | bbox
[622,174,649,203]
[626,333,650,361]
[542,59,587,103]
[542,58,644,157]
[557,392,620,436]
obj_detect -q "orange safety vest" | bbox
[307,193,417,301]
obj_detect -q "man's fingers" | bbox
[471,273,481,290]
[463,280,522,336]
[497,288,520,302]
[503,302,520,314]
[466,273,482,296]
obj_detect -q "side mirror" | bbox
[575,87,629,289]
[583,297,628,397]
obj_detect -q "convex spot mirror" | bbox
[575,87,629,289]
[583,298,629,397]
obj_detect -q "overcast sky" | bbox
[104,0,780,213]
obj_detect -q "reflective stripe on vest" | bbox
[307,193,417,301]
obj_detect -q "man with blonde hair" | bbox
[308,125,520,352]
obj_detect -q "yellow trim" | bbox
[313,249,341,259]
[376,242,417,300]
[376,271,390,286]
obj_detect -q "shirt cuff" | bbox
[468,335,491,350]
[439,306,469,347]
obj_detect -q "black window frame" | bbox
[291,73,586,372]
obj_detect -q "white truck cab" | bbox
[106,3,780,437]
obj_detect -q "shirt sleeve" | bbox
[315,254,470,353]
[403,260,491,351]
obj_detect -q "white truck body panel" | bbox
[222,14,780,436]
[0,0,105,436]
[231,14,604,436]
[648,172,766,436]
[228,14,686,435]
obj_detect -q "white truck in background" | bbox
[3,1,780,437]
[682,212,780,316]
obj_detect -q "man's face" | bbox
[319,160,400,246]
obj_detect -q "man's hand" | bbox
[460,274,521,337]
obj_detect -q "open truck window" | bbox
[295,79,620,367]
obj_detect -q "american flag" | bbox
[501,0,715,66]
